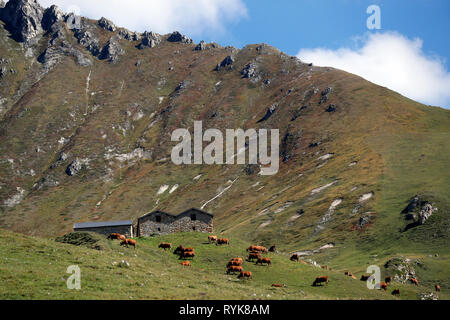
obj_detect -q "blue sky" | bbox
[36,0,450,107]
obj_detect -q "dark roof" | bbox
[179,208,214,218]
[138,208,213,221]
[138,210,176,220]
[73,220,133,229]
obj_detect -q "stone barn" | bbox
[73,220,134,237]
[137,208,213,236]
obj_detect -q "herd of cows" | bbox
[106,233,442,296]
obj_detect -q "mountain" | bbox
[0,0,449,279]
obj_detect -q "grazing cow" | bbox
[435,284,440,292]
[269,245,276,252]
[410,278,418,286]
[271,284,285,288]
[120,239,136,249]
[321,265,328,270]
[217,238,230,246]
[350,274,357,280]
[256,257,271,266]
[227,260,243,268]
[107,233,124,240]
[180,261,191,267]
[290,254,300,262]
[247,252,261,262]
[247,245,258,252]
[379,282,388,291]
[158,242,172,250]
[385,276,392,284]
[179,251,195,260]
[344,271,350,276]
[313,276,329,286]
[174,245,194,255]
[230,258,243,264]
[360,275,370,281]
[247,245,267,253]
[392,289,400,296]
[208,235,218,243]
[238,271,252,280]
[227,266,243,274]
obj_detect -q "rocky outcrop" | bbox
[215,55,234,71]
[194,40,206,51]
[41,5,63,31]
[99,37,124,63]
[0,0,45,44]
[319,87,332,105]
[138,31,161,49]
[167,31,192,44]
[325,104,336,112]
[257,103,277,123]
[74,28,101,56]
[241,62,261,82]
[98,17,116,32]
[118,28,141,41]
[402,196,436,230]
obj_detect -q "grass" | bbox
[0,229,446,300]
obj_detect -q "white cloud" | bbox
[37,0,247,37]
[298,32,450,108]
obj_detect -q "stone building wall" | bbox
[137,212,213,236]
[74,225,133,237]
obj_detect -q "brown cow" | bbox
[435,284,441,292]
[238,271,252,280]
[271,284,285,288]
[120,239,136,249]
[107,233,125,240]
[379,282,388,291]
[247,252,261,262]
[217,238,230,246]
[247,245,267,253]
[268,245,276,252]
[180,261,191,267]
[392,289,400,296]
[179,251,195,260]
[385,276,392,284]
[360,275,370,281]
[350,274,357,280]
[227,266,243,274]
[227,260,243,268]
[321,265,328,270]
[290,254,300,262]
[247,245,258,252]
[174,245,194,255]
[230,257,243,264]
[208,235,218,243]
[344,271,350,276]
[158,242,172,250]
[313,276,329,286]
[410,278,418,286]
[256,257,271,266]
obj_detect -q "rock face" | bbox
[66,158,83,176]
[0,0,45,43]
[138,31,161,49]
[98,17,116,32]
[215,55,234,71]
[99,37,124,63]
[41,5,63,31]
[118,28,141,41]
[194,40,206,51]
[319,87,332,105]
[167,31,192,44]
[74,28,101,56]
[241,62,261,82]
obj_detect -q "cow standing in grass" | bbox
[120,239,136,249]
[313,276,329,286]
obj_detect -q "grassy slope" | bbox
[1,229,446,300]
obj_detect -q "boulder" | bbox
[99,37,124,63]
[118,28,141,41]
[66,158,83,176]
[138,31,161,49]
[167,31,192,44]
[215,55,234,71]
[194,40,206,51]
[98,17,116,32]
[0,0,45,44]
